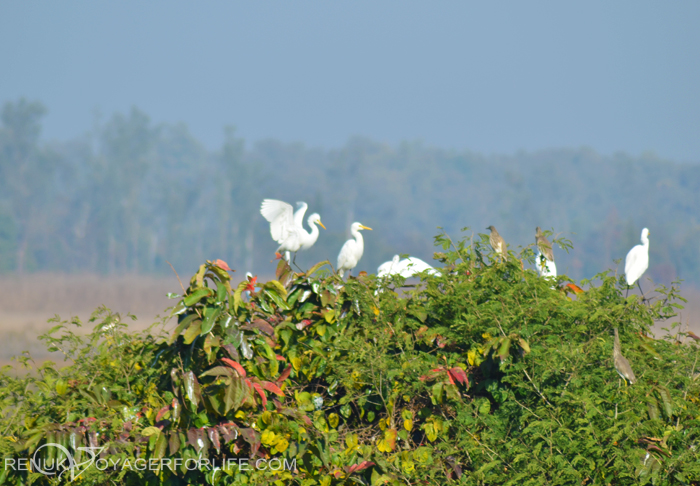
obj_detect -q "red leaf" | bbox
[221,358,246,377]
[302,415,312,426]
[688,331,700,341]
[252,382,267,408]
[241,318,274,336]
[275,354,286,361]
[261,381,285,397]
[445,370,455,385]
[215,259,233,272]
[155,405,170,422]
[347,461,375,475]
[296,319,312,330]
[565,283,584,294]
[448,367,469,386]
[276,365,292,385]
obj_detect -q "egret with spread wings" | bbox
[260,199,325,263]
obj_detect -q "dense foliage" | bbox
[1,232,697,485]
[1,98,700,285]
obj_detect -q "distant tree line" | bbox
[0,98,698,286]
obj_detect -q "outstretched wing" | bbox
[261,199,295,244]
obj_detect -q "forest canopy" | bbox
[1,98,698,287]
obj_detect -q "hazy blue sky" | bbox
[1,1,699,161]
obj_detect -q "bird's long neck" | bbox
[613,329,621,357]
[353,229,364,254]
[305,221,320,245]
[641,235,649,247]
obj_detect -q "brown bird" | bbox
[535,227,555,262]
[486,226,507,261]
[613,328,637,385]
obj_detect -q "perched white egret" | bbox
[536,250,557,279]
[377,255,401,277]
[260,199,325,263]
[625,228,650,296]
[337,222,372,278]
[377,255,441,278]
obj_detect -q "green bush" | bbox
[0,231,697,485]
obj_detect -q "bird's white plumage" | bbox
[337,222,371,277]
[260,199,324,260]
[299,213,324,251]
[377,255,401,277]
[625,228,650,286]
[536,251,557,278]
[261,199,297,244]
[293,202,308,228]
[377,255,441,278]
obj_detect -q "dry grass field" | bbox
[0,273,697,367]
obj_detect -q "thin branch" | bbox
[166,260,186,294]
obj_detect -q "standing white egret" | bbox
[377,255,441,278]
[337,222,372,278]
[624,228,650,297]
[260,199,325,263]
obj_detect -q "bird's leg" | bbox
[637,281,646,303]
[292,252,304,273]
[625,286,630,299]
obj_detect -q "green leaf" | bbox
[200,307,222,335]
[183,320,202,344]
[498,337,511,362]
[141,426,161,437]
[184,287,213,306]
[265,280,288,298]
[224,377,248,413]
[55,379,68,396]
[307,260,331,276]
[657,386,673,419]
[170,313,199,343]
[264,289,290,311]
[233,280,249,314]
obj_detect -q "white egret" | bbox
[535,250,557,279]
[260,199,325,263]
[486,226,507,262]
[624,228,650,297]
[377,255,441,278]
[377,255,401,277]
[337,222,372,278]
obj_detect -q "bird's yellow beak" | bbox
[359,225,373,231]
[318,220,326,230]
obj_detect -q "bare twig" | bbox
[166,260,186,294]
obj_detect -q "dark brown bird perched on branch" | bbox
[535,226,555,263]
[613,328,637,385]
[486,226,507,262]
